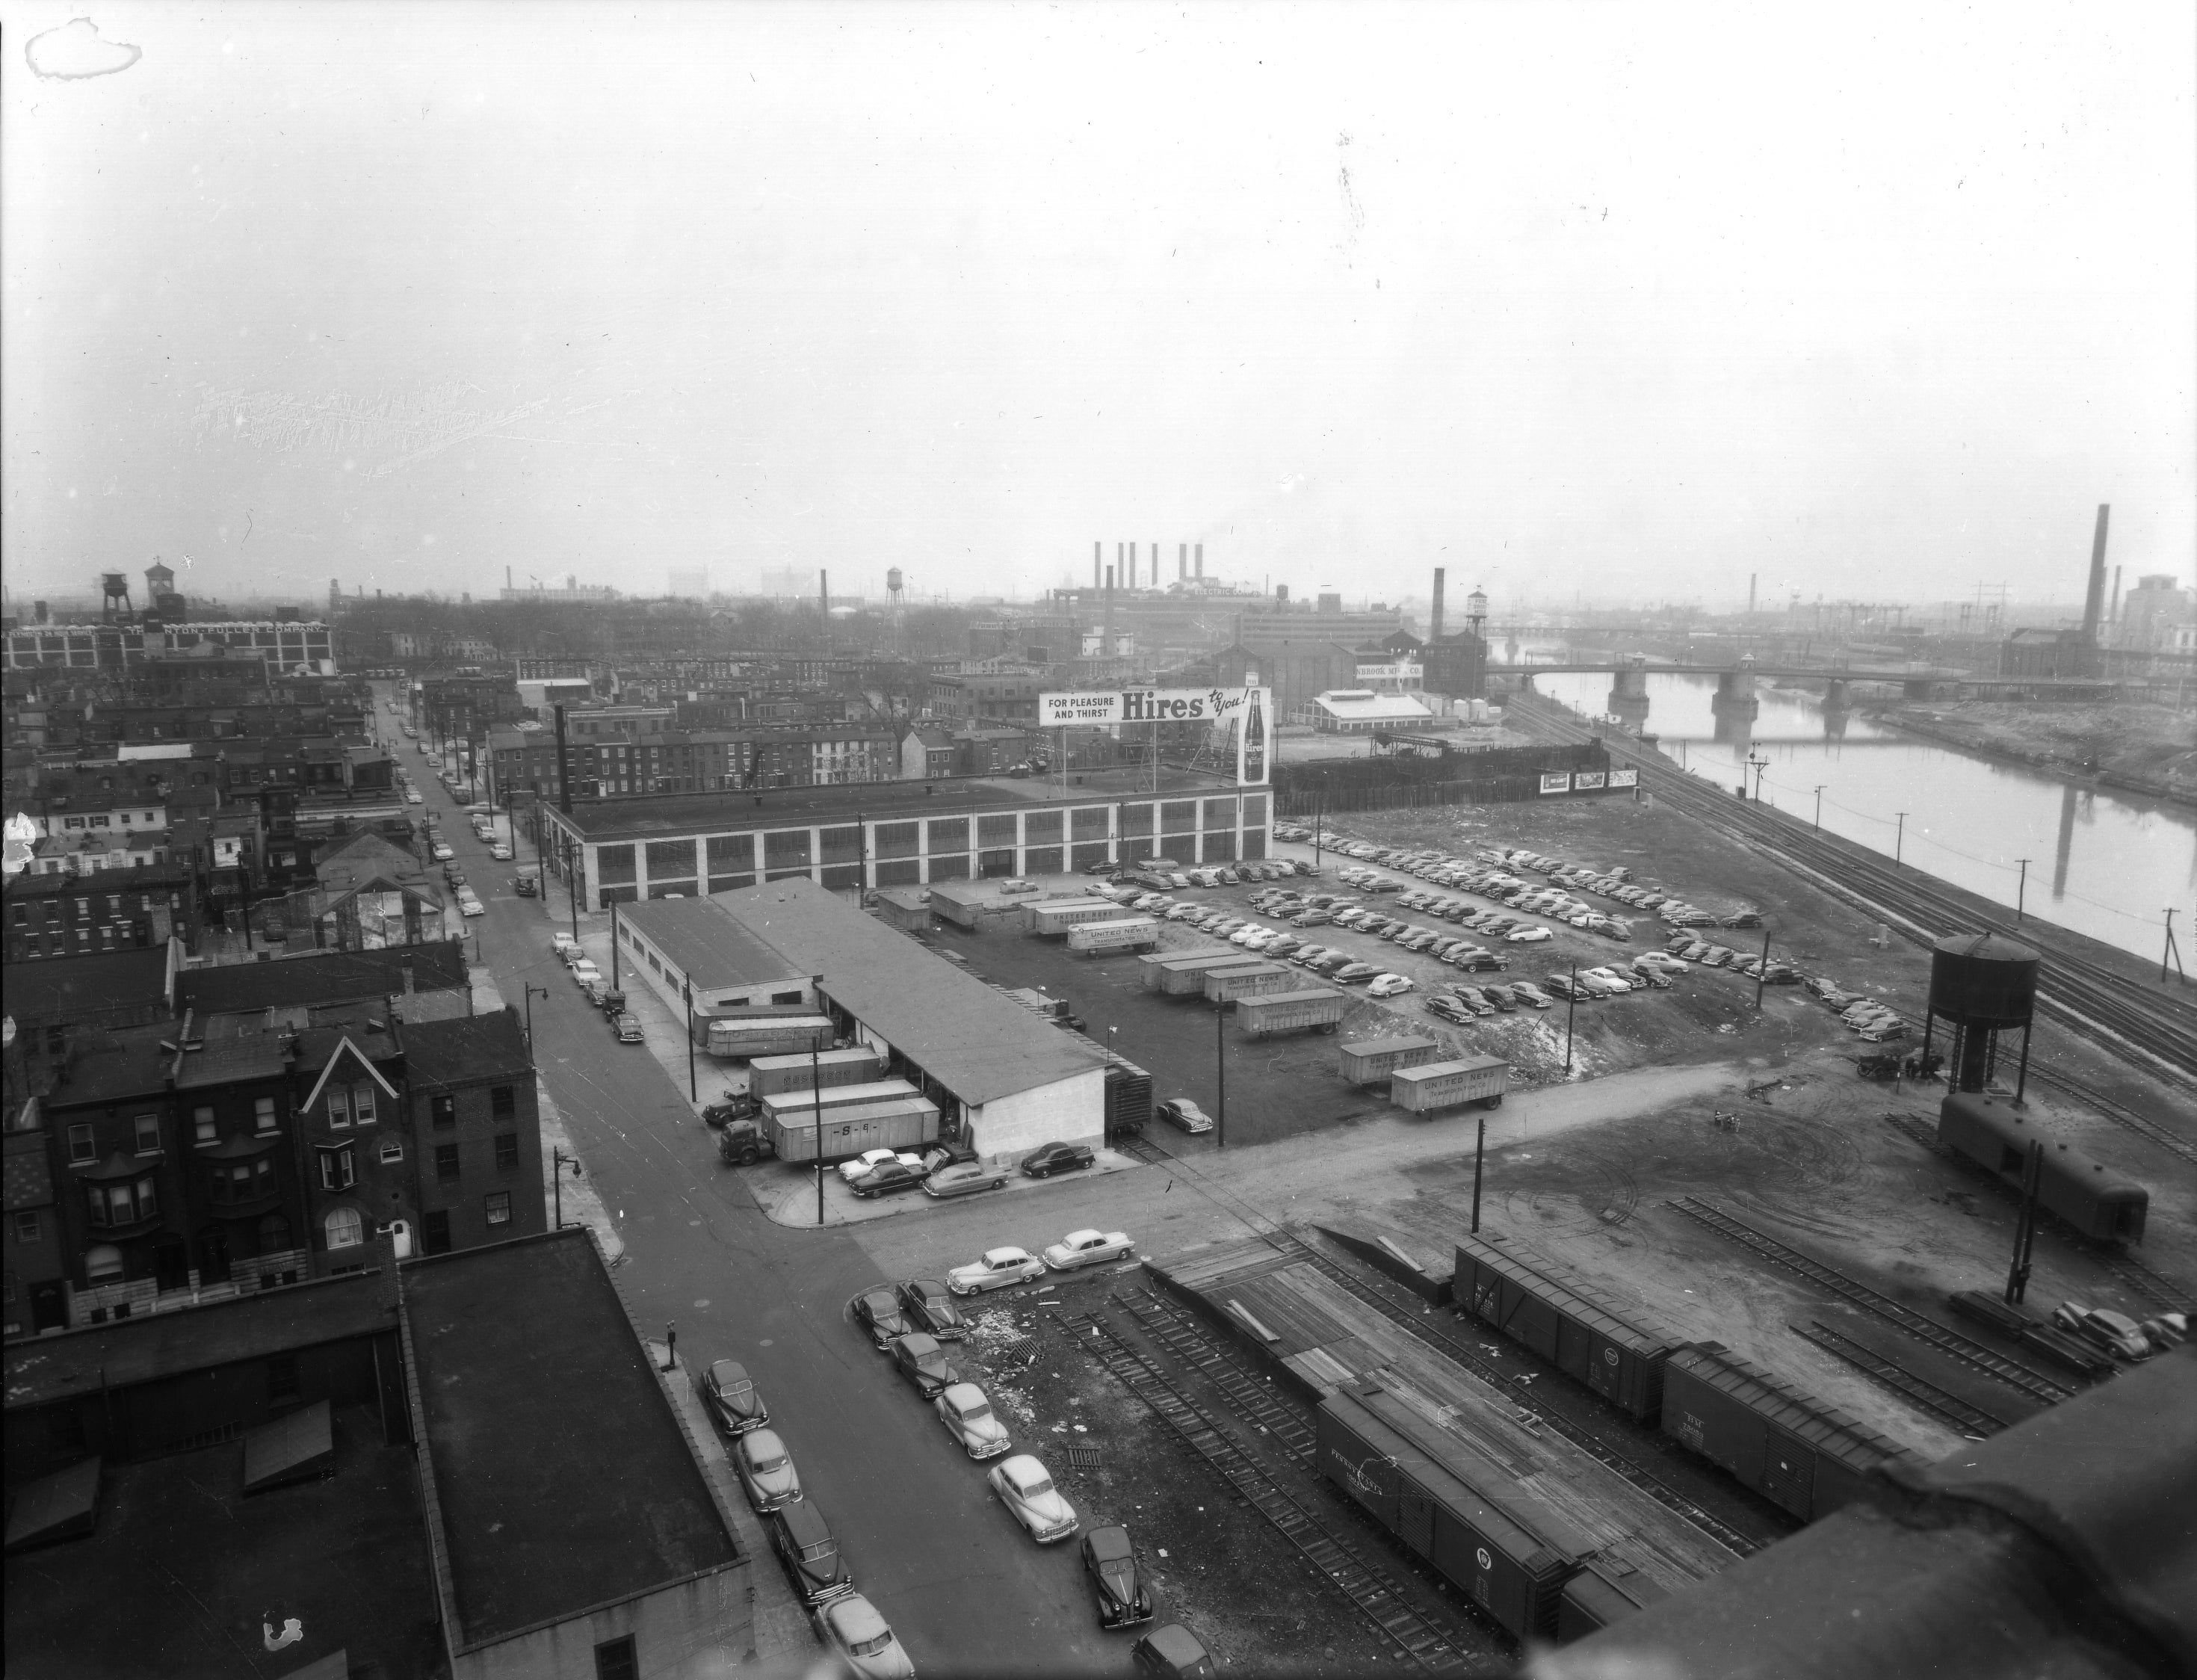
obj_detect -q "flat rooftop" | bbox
[554,764,1244,839]
[1,1403,444,1680]
[617,897,809,992]
[402,1228,741,1647]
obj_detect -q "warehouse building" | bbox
[614,880,1108,1161]
[534,768,1271,909]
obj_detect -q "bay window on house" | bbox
[86,1175,158,1228]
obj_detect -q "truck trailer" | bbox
[718,1094,942,1167]
[1026,898,1137,936]
[1068,916,1161,955]
[1202,963,1296,1005]
[705,1015,836,1060]
[1338,1036,1442,1088]
[1140,949,1243,993]
[758,1078,927,1128]
[1389,1056,1510,1112]
[747,1046,886,1098]
[1235,988,1350,1038]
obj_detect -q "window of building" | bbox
[194,1106,218,1146]
[351,1085,377,1126]
[436,1143,461,1181]
[86,1177,156,1228]
[594,1636,637,1680]
[67,1122,97,1166]
[770,989,806,1006]
[255,1096,279,1133]
[327,1090,350,1128]
[490,1085,515,1118]
[324,1208,363,1250]
[84,1243,125,1282]
[258,1212,291,1254]
[379,1137,404,1164]
[424,1209,451,1255]
[485,1190,511,1226]
[494,1132,518,1170]
[13,1210,41,1244]
[430,1094,456,1128]
[268,1353,300,1401]
[318,1146,356,1192]
[134,1114,161,1155]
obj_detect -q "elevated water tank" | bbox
[886,567,904,595]
[1928,932,2039,1028]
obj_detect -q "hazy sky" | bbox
[4,1,2192,616]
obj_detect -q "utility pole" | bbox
[551,1145,581,1229]
[1894,812,1909,869]
[1812,785,1826,830]
[523,983,549,1049]
[1563,964,1578,1075]
[2014,859,2030,922]
[1754,924,1771,1012]
[2164,909,2184,985]
[1470,1113,1486,1235]
[611,901,621,989]
[683,978,697,1101]
[1214,1004,1226,1149]
[2003,1140,2043,1305]
[813,1035,826,1227]
[563,831,580,942]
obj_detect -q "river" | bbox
[1516,664,2194,966]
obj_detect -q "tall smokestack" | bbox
[820,569,829,643]
[2081,504,2110,645]
[1748,574,1758,617]
[2110,565,2123,629]
[506,566,513,590]
[1430,569,1446,644]
[554,703,573,815]
[1195,544,1204,578]
[1104,566,1115,653]
[1178,543,1187,581]
[1094,540,1101,590]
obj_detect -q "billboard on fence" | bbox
[1573,770,1606,791]
[1608,768,1638,789]
[1539,773,1573,795]
[1038,688,1270,786]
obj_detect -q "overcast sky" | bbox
[4,1,2191,616]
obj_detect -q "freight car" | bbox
[1935,1092,2148,1243]
[1555,1560,1671,1642]
[1659,1341,1921,1523]
[1453,1236,1676,1422]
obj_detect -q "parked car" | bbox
[1507,925,1551,943]
[923,1162,1010,1199]
[2054,1302,2152,1361]
[897,1278,967,1338]
[490,844,514,861]
[1044,1229,1134,1270]
[430,843,454,862]
[1333,963,1379,983]
[734,1427,803,1512]
[1366,974,1413,998]
[702,1359,768,1434]
[839,1147,922,1188]
[815,1593,916,1680]
[514,874,537,896]
[936,1380,1013,1460]
[948,1247,1047,1295]
[1156,1098,1214,1134]
[1022,1141,1096,1178]
[1082,1524,1156,1628]
[852,1288,914,1348]
[889,1332,962,1398]
[613,1013,644,1043]
[852,1159,927,1199]
[769,1499,853,1605]
[989,1453,1080,1543]
[1425,995,1474,1025]
[570,960,602,989]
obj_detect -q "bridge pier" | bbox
[1606,659,1651,732]
[1821,677,1851,741]
[1903,679,1936,701]
[1709,668,1758,744]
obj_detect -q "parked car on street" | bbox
[702,1359,768,1434]
[769,1499,853,1605]
[889,1331,963,1398]
[613,1013,644,1043]
[851,1159,927,1199]
[839,1147,922,1188]
[851,1288,913,1348]
[896,1278,966,1339]
[814,1593,915,1680]
[922,1162,1010,1199]
[936,1380,1013,1460]
[948,1247,1047,1295]
[989,1453,1080,1543]
[1156,1098,1214,1134]
[733,1427,803,1512]
[1082,1524,1156,1628]
[1044,1229,1134,1270]
[1022,1141,1095,1178]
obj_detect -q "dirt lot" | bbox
[1873,698,2197,800]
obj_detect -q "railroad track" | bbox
[2026,1066,2197,1170]
[1121,1289,1322,1460]
[1249,1232,1768,1558]
[1788,1319,2011,1438]
[1668,1197,2076,1406]
[1063,1306,1491,1675]
[1510,697,2197,1084]
[1878,1114,2195,1315]
[1113,1132,1171,1167]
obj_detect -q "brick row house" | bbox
[4,1001,545,1337]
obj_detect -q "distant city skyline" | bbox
[5,4,2191,615]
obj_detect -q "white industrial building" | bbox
[614,880,1107,1161]
[1310,689,1436,733]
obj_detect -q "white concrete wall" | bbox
[968,1066,1106,1162]
[454,1565,748,1680]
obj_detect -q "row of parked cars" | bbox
[1802,974,1911,1040]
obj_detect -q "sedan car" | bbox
[896,1278,967,1339]
[936,1380,1013,1460]
[815,1592,916,1680]
[838,1147,922,1188]
[851,1159,927,1199]
[702,1358,769,1434]
[1366,974,1414,998]
[1045,1229,1135,1270]
[430,843,455,862]
[1156,1098,1214,1134]
[923,1162,1010,1199]
[733,1427,803,1512]
[889,1331,963,1398]
[1082,1523,1157,1628]
[490,844,514,861]
[1333,963,1379,983]
[989,1452,1080,1543]
[1424,995,1474,1025]
[948,1247,1048,1295]
[1022,1141,1096,1178]
[851,1288,914,1348]
[1507,925,1552,943]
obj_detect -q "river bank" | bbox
[1864,700,2197,809]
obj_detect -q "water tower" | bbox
[100,572,133,623]
[886,567,905,608]
[1921,931,2040,1099]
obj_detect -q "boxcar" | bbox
[1936,1092,2148,1243]
[1453,1236,1675,1422]
[1556,1560,1671,1641]
[1659,1341,1920,1523]
[1317,1389,1579,1641]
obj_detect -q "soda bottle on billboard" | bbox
[1242,688,1267,784]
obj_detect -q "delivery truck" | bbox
[705,1015,835,1060]
[1203,963,1297,1005]
[1235,989,1350,1039]
[1338,1037,1442,1087]
[1068,916,1161,955]
[1140,948,1240,992]
[717,1094,942,1166]
[747,1046,886,1098]
[1389,1056,1510,1113]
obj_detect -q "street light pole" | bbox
[1812,785,1826,830]
[683,978,697,1102]
[1894,812,1908,869]
[551,1144,581,1228]
[1214,1004,1226,1149]
[1755,924,1771,1012]
[523,983,549,1049]
[1563,963,1578,1075]
[1470,1113,1486,1235]
[563,831,581,942]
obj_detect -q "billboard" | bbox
[1608,768,1639,789]
[1038,688,1270,786]
[1539,773,1572,796]
[1573,770,1606,791]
